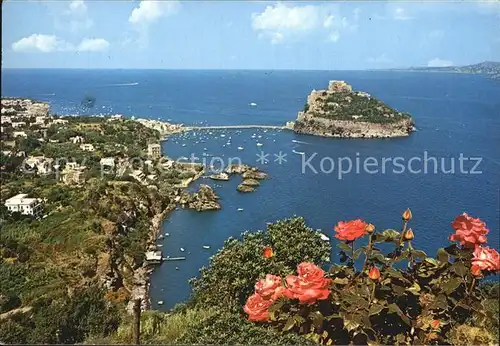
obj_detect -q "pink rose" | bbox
[243,293,273,322]
[472,246,500,272]
[283,262,331,304]
[334,219,368,242]
[255,274,284,300]
[450,213,489,248]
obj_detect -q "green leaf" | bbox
[425,257,439,266]
[333,277,349,285]
[283,316,296,331]
[310,311,324,329]
[434,294,448,310]
[369,304,384,316]
[392,284,406,295]
[387,303,411,326]
[412,250,427,259]
[337,242,352,252]
[381,229,400,241]
[372,253,388,265]
[353,248,363,260]
[437,248,450,264]
[344,318,361,332]
[450,262,468,276]
[442,277,461,294]
[406,282,421,295]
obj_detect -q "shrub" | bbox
[190,217,331,312]
[241,211,500,345]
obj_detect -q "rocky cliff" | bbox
[292,81,415,138]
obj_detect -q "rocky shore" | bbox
[291,80,415,138]
[180,184,221,211]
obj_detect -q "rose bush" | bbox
[243,210,500,345]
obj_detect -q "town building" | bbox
[80,143,95,151]
[70,136,84,144]
[4,193,43,216]
[24,156,54,175]
[147,143,161,159]
[13,131,27,138]
[61,165,87,185]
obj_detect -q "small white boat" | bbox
[157,244,163,248]
[238,146,244,150]
[238,208,244,212]
[165,233,170,236]
[175,267,179,270]
[256,143,263,147]
[203,245,211,249]
[182,144,186,147]
[258,135,262,139]
[249,102,257,106]
[221,134,226,138]
[158,301,164,305]
[180,247,185,252]
[319,233,330,242]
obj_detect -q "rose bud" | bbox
[368,266,381,280]
[263,246,274,258]
[471,264,482,277]
[366,223,375,234]
[404,228,414,241]
[402,208,412,221]
[430,319,440,329]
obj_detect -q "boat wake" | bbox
[292,139,309,144]
[103,82,139,87]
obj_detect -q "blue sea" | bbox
[2,69,499,310]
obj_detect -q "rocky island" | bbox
[290,80,415,138]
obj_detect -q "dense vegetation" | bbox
[311,91,411,124]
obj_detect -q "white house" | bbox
[11,122,26,128]
[52,119,69,125]
[80,143,95,151]
[13,131,27,138]
[1,115,12,123]
[4,193,43,216]
[70,136,84,144]
[100,157,115,167]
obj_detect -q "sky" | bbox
[2,0,500,69]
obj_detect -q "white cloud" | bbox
[68,0,87,15]
[129,0,180,25]
[61,0,93,32]
[12,34,68,52]
[252,3,320,32]
[428,58,454,67]
[252,3,358,44]
[393,7,413,20]
[367,54,393,64]
[328,31,340,43]
[12,34,109,53]
[77,38,110,52]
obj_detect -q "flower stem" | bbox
[399,220,408,246]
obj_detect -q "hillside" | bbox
[404,61,500,80]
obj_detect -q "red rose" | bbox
[243,293,273,322]
[255,274,284,300]
[450,213,489,248]
[472,246,500,272]
[334,219,368,242]
[283,262,331,304]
